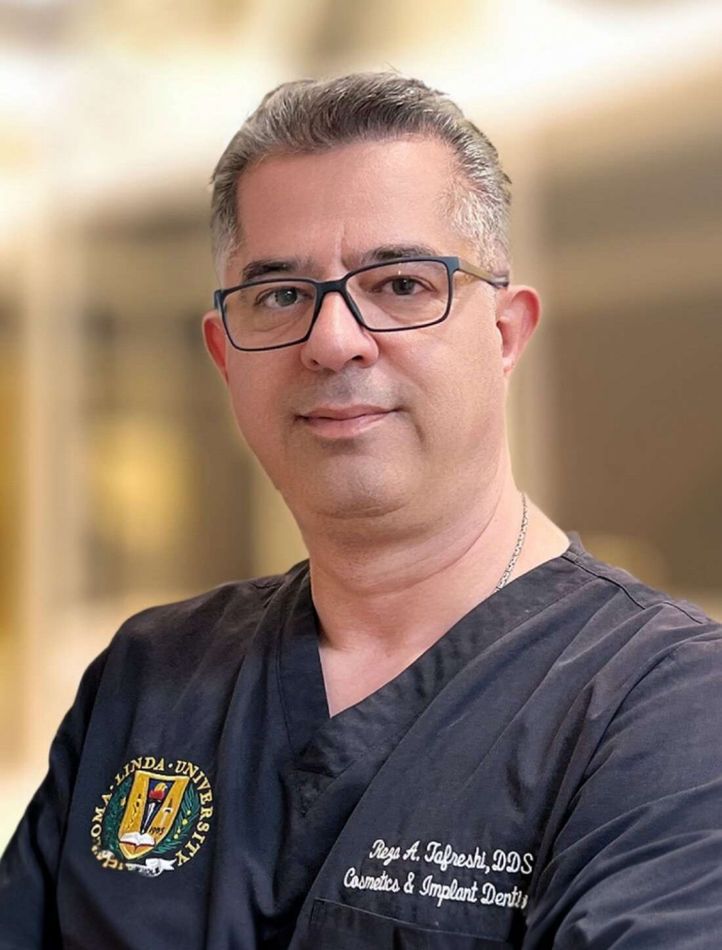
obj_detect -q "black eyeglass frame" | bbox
[213,255,510,352]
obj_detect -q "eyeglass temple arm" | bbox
[458,259,510,289]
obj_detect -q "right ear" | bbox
[202,310,229,383]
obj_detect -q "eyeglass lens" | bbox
[223,260,449,349]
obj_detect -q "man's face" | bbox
[203,137,534,536]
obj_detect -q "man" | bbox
[1,72,720,948]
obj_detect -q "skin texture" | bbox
[203,137,568,714]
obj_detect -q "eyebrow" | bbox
[240,258,306,282]
[239,244,443,283]
[361,243,441,264]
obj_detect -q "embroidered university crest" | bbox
[90,756,213,876]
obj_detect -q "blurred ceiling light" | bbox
[0,50,66,120]
[420,0,722,120]
[0,0,720,212]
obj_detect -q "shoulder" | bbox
[519,535,722,734]
[57,562,311,746]
[100,561,310,681]
[563,535,712,623]
[558,535,720,661]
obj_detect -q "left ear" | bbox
[494,285,541,376]
[202,308,230,384]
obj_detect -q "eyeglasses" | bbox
[213,256,509,352]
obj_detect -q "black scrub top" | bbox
[1,535,721,948]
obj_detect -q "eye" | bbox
[387,276,423,296]
[255,286,309,309]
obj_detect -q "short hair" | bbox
[209,71,511,274]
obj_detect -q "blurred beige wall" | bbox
[2,0,721,849]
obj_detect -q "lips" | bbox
[301,405,391,420]
[298,404,395,437]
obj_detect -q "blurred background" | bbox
[1,0,721,849]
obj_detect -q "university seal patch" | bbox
[90,756,213,877]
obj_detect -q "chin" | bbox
[288,476,410,527]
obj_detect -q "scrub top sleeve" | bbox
[526,630,722,949]
[0,648,108,947]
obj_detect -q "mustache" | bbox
[292,374,399,415]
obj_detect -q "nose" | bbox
[299,289,379,373]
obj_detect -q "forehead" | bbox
[230,137,469,275]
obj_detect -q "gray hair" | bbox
[209,72,511,274]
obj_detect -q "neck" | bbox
[304,458,545,658]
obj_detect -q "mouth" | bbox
[297,405,395,438]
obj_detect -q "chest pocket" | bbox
[306,899,515,949]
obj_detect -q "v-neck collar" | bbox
[276,534,590,780]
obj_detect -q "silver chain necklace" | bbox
[495,492,528,591]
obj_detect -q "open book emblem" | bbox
[117,771,190,860]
